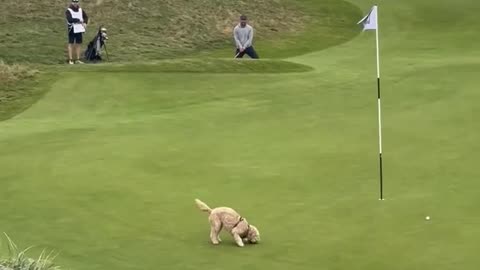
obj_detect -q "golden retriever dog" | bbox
[194,198,260,247]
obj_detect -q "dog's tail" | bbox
[195,198,212,214]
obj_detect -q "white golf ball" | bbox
[425,216,430,220]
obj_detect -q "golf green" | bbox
[1,0,480,269]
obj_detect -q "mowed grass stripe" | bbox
[1,0,480,270]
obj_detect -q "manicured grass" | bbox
[1,0,480,270]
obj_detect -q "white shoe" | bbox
[68,60,74,65]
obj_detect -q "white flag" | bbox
[358,5,378,31]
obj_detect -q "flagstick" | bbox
[375,5,384,201]
[358,5,384,200]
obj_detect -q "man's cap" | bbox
[72,0,79,3]
[240,15,247,20]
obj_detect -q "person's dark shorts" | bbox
[68,30,83,44]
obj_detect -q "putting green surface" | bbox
[1,0,480,269]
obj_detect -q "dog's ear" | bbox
[248,225,260,243]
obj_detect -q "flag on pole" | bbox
[358,5,384,200]
[358,5,378,31]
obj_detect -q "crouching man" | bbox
[233,15,259,59]
[65,0,89,64]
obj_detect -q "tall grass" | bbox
[0,233,62,270]
[0,61,45,121]
[0,61,38,86]
[0,0,308,64]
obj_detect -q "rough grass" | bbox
[0,62,38,85]
[49,58,314,74]
[0,0,361,64]
[0,233,61,270]
[199,0,362,59]
[0,0,308,64]
[0,62,49,121]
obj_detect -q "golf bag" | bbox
[84,26,109,62]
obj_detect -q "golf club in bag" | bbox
[84,26,109,62]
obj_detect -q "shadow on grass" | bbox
[49,58,315,74]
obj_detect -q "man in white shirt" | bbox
[233,15,259,59]
[65,0,89,64]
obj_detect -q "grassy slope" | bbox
[0,63,49,121]
[0,0,360,121]
[0,0,359,64]
[2,0,480,270]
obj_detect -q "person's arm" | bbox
[233,26,243,49]
[82,9,89,24]
[65,10,81,23]
[245,26,254,48]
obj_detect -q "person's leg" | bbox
[75,45,82,62]
[68,44,74,64]
[245,46,259,59]
[68,31,74,64]
[75,33,84,63]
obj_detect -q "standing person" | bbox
[65,0,89,64]
[233,15,259,59]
